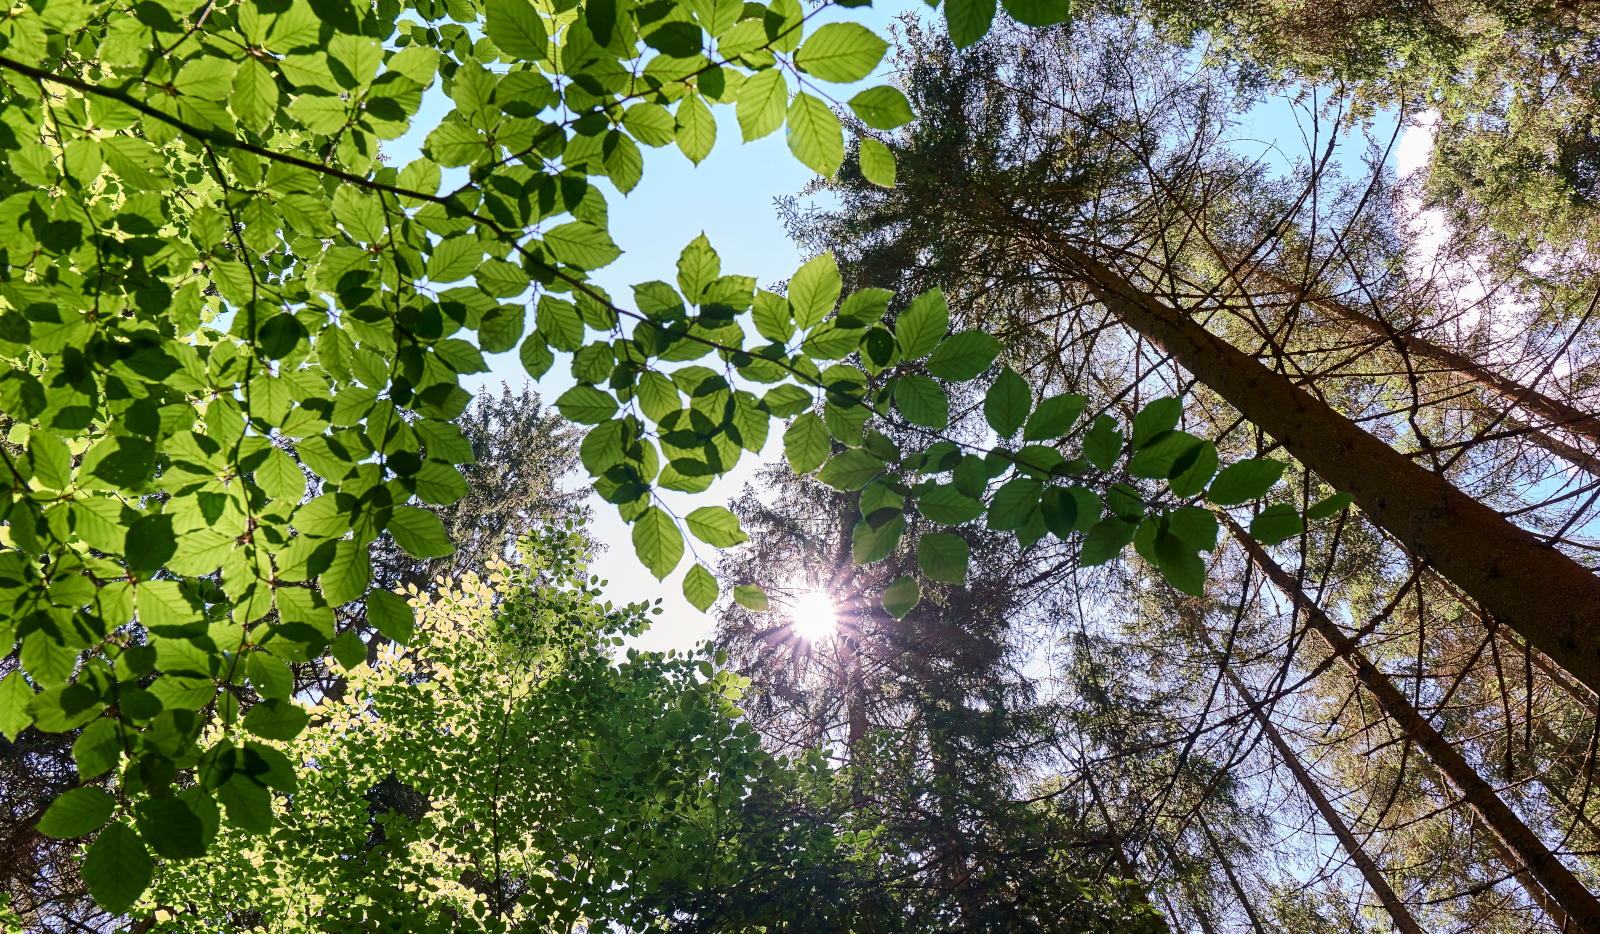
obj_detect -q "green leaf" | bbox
[945,0,997,48]
[675,93,716,165]
[332,187,385,243]
[676,234,720,301]
[1132,397,1182,449]
[686,506,749,547]
[367,590,416,644]
[320,541,371,608]
[256,448,307,503]
[858,138,896,187]
[477,259,531,299]
[796,23,887,83]
[427,234,482,282]
[737,68,788,141]
[1023,393,1088,442]
[247,651,294,700]
[917,484,985,525]
[485,0,548,60]
[216,774,274,834]
[288,93,350,134]
[543,222,621,269]
[881,575,920,618]
[135,797,207,859]
[1152,533,1205,596]
[1081,414,1122,470]
[37,787,116,838]
[389,506,454,559]
[848,86,914,130]
[330,630,366,669]
[983,367,1031,438]
[1001,0,1072,25]
[917,532,970,584]
[1080,516,1138,566]
[1167,506,1219,552]
[986,477,1042,530]
[731,392,770,453]
[894,374,949,429]
[839,288,893,327]
[1306,491,1353,521]
[29,432,71,490]
[788,251,841,331]
[895,287,949,361]
[636,371,681,421]
[765,384,812,418]
[1169,440,1218,498]
[926,330,1001,381]
[632,507,684,581]
[683,564,719,612]
[243,698,309,740]
[231,58,278,134]
[624,103,677,147]
[479,304,526,354]
[1206,459,1286,506]
[555,385,619,424]
[817,449,886,491]
[72,717,122,777]
[1040,486,1077,539]
[753,290,795,343]
[784,412,829,474]
[852,513,904,564]
[1250,503,1304,546]
[536,295,586,351]
[1127,429,1204,480]
[521,334,555,379]
[787,92,843,177]
[733,584,770,611]
[81,821,151,915]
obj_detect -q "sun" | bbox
[790,591,838,642]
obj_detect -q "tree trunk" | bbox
[1412,754,1574,932]
[1221,513,1600,933]
[1083,766,1173,934]
[1254,270,1600,450]
[1050,243,1600,698]
[1201,635,1428,934]
[1197,814,1270,934]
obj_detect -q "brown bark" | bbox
[1221,513,1600,933]
[1254,271,1600,451]
[1083,767,1173,934]
[1197,815,1269,934]
[1412,755,1574,932]
[1203,639,1427,934]
[1051,243,1600,699]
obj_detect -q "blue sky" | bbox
[382,3,1408,653]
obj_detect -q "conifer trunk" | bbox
[1221,514,1600,933]
[1052,243,1600,697]
[1256,272,1600,450]
[1412,754,1574,931]
[1205,641,1427,934]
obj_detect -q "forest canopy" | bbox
[4,0,1600,929]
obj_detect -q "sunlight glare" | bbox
[791,591,837,642]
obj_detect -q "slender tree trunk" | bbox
[1049,243,1600,698]
[1200,633,1428,934]
[1083,766,1173,934]
[1472,408,1600,479]
[1197,814,1269,934]
[1159,836,1223,934]
[1412,754,1574,932]
[1253,271,1600,450]
[1221,513,1600,933]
